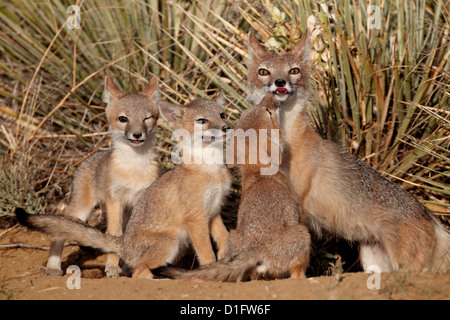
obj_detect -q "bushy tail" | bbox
[15,208,121,255]
[152,248,264,282]
[432,222,450,273]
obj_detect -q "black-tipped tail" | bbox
[151,249,264,282]
[15,207,32,227]
[14,207,121,255]
[151,264,178,279]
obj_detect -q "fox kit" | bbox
[16,94,231,279]
[46,77,161,277]
[153,94,311,281]
[247,32,450,273]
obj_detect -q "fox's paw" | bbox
[45,267,63,277]
[217,248,228,260]
[105,264,122,278]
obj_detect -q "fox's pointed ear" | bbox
[291,30,310,60]
[158,101,182,127]
[226,134,237,169]
[103,77,125,103]
[259,92,277,107]
[225,130,242,169]
[141,77,159,101]
[248,32,268,64]
[213,90,226,109]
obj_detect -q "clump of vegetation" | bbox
[0,154,47,216]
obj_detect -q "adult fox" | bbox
[247,31,449,273]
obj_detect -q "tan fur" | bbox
[19,94,231,279]
[46,77,161,277]
[153,94,310,281]
[247,32,450,273]
[227,94,310,279]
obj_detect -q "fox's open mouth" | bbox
[274,87,289,95]
[129,139,144,145]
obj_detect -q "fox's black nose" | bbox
[275,79,286,87]
[133,132,142,139]
[222,125,230,132]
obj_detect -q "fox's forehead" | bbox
[115,94,156,114]
[184,99,222,117]
[256,55,301,70]
[236,107,258,127]
[236,107,268,130]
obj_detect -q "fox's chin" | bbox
[272,92,292,102]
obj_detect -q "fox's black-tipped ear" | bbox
[15,207,31,226]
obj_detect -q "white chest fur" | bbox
[279,93,307,143]
[202,165,230,217]
[108,143,159,204]
[203,183,226,217]
[113,141,158,169]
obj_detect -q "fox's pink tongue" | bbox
[275,87,288,94]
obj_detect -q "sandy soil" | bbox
[1,222,449,301]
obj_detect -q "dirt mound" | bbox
[1,225,448,300]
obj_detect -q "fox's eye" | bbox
[220,112,226,119]
[258,68,270,76]
[118,116,128,123]
[144,115,152,121]
[265,108,272,116]
[289,67,300,75]
[195,118,208,124]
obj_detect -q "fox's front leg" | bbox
[185,217,216,265]
[209,214,229,260]
[46,237,65,276]
[104,196,123,277]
